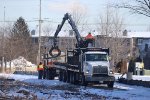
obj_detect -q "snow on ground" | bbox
[1,73,150,100]
[0,73,37,81]
[115,73,150,81]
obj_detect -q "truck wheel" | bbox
[73,72,77,84]
[59,71,63,81]
[72,72,76,84]
[107,81,114,88]
[70,71,74,84]
[62,71,64,82]
[75,73,80,84]
[50,68,55,80]
[63,71,67,82]
[81,74,87,86]
[67,71,70,83]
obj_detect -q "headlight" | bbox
[109,69,114,74]
[84,63,91,74]
[86,69,90,74]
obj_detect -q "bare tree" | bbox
[96,6,130,68]
[116,0,150,17]
[0,23,13,72]
[42,23,54,37]
[61,1,88,50]
[68,1,88,31]
[41,23,55,55]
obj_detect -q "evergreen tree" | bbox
[9,17,33,62]
[11,17,30,39]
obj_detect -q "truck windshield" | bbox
[86,54,108,61]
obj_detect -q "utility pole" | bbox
[38,0,42,63]
[2,6,6,73]
[130,38,133,58]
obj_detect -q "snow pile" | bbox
[11,56,36,68]
[2,56,37,72]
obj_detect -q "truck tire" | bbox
[107,81,114,88]
[67,71,70,83]
[50,68,55,80]
[63,71,67,82]
[59,71,63,81]
[72,72,76,84]
[75,73,80,84]
[81,74,87,86]
[70,71,74,84]
[73,72,77,84]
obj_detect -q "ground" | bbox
[0,74,150,100]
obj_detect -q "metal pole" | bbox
[2,6,6,73]
[130,38,133,57]
[38,0,42,63]
[4,6,6,72]
[4,6,5,22]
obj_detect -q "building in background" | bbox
[31,30,150,70]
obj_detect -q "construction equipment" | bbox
[43,13,115,88]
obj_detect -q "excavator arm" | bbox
[49,13,86,57]
[53,13,83,47]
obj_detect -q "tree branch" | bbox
[115,0,150,17]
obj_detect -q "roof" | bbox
[31,31,150,38]
[31,31,99,38]
[127,32,150,38]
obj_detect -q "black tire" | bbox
[50,68,55,80]
[62,71,64,82]
[73,72,77,84]
[72,72,75,84]
[70,71,73,84]
[67,71,70,83]
[107,81,114,88]
[81,74,87,86]
[75,73,80,84]
[59,71,63,81]
[63,71,67,82]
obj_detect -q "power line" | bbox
[0,20,150,27]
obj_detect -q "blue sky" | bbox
[0,0,150,31]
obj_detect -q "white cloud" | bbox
[48,0,88,13]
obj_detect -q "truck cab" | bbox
[81,50,115,87]
[83,52,110,75]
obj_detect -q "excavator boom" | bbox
[53,13,82,47]
[49,13,86,57]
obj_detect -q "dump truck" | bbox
[43,13,115,87]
